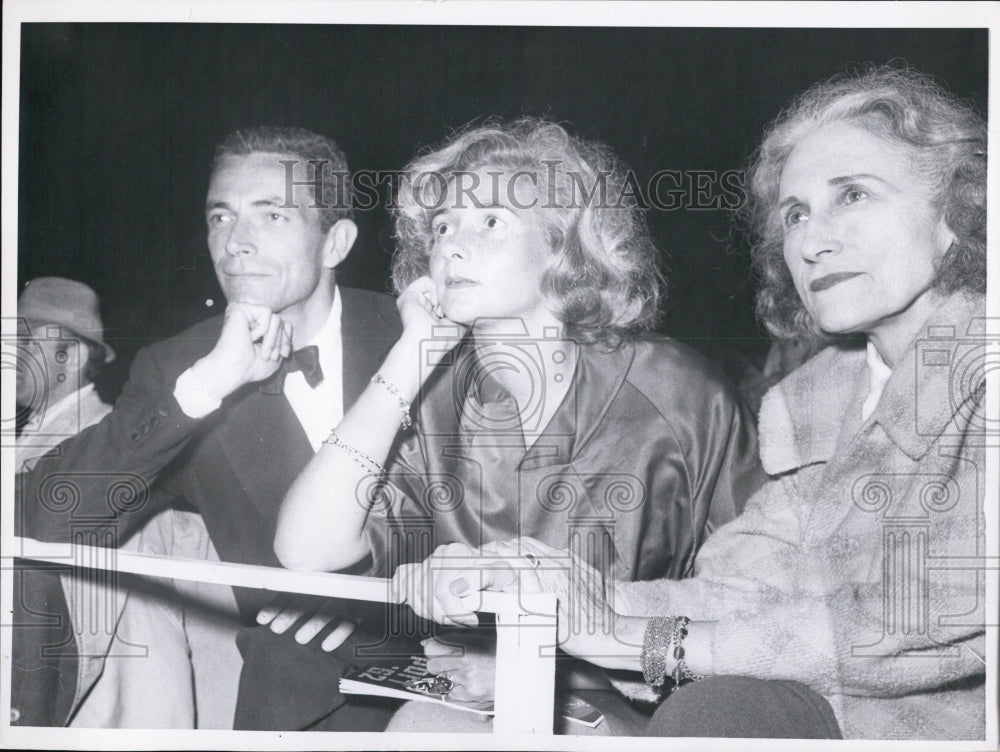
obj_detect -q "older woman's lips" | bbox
[810,272,861,292]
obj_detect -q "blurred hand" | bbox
[255,599,356,653]
[423,632,497,703]
[191,302,292,399]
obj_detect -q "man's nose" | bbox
[224,218,255,256]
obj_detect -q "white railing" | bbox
[6,535,557,735]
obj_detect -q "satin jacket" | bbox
[367,334,766,582]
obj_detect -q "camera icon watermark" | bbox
[418,318,579,439]
[2,318,85,451]
[914,316,999,439]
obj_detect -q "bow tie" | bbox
[260,345,324,394]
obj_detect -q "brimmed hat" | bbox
[18,277,116,363]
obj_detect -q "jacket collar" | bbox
[874,292,986,460]
[758,292,986,475]
[417,338,636,468]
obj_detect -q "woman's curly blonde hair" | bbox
[392,118,663,347]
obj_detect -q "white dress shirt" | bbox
[174,288,344,451]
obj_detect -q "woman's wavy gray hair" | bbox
[392,118,662,346]
[745,66,986,340]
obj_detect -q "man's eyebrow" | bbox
[251,197,289,208]
[205,197,289,212]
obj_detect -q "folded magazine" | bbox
[339,654,604,727]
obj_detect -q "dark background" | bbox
[17,24,988,394]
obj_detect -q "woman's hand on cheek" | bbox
[396,276,466,355]
[423,633,497,704]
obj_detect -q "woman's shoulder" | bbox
[765,341,866,407]
[613,334,744,417]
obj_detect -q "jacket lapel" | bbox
[211,386,313,542]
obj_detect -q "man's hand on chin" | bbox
[190,301,292,401]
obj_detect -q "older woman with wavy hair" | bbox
[275,119,763,717]
[403,70,988,740]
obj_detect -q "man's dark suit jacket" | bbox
[16,286,403,730]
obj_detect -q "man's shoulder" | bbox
[144,314,225,366]
[340,286,401,336]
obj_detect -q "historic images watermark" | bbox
[277,159,747,213]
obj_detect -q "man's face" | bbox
[205,153,331,316]
[15,324,86,409]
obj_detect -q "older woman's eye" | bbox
[432,221,453,237]
[783,208,807,228]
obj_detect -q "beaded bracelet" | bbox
[371,373,412,430]
[323,430,386,476]
[668,615,704,692]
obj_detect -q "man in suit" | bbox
[15,127,403,730]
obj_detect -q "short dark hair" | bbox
[214,126,354,231]
[392,118,662,347]
[745,66,986,340]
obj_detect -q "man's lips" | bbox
[222,270,270,279]
[810,272,861,292]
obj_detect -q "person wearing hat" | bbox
[15,276,116,468]
[13,277,246,729]
[12,277,118,727]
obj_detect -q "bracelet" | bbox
[371,373,412,430]
[640,615,674,687]
[323,430,386,476]
[668,615,704,692]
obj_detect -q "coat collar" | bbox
[416,338,636,469]
[759,292,986,475]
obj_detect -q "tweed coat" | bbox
[615,293,987,740]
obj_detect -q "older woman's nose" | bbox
[798,214,841,262]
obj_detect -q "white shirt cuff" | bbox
[174,367,222,418]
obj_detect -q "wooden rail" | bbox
[4,536,557,734]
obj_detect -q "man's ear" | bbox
[322,219,358,269]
